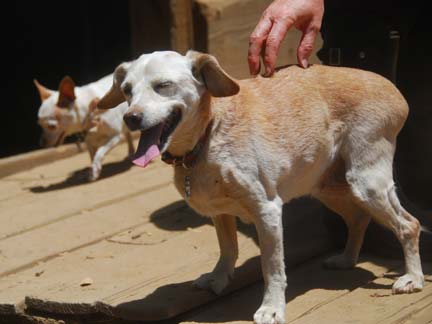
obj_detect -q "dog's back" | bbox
[233,65,408,141]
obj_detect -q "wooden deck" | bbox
[0,139,431,324]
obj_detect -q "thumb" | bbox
[297,26,319,68]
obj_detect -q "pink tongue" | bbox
[132,124,163,168]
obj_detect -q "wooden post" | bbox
[170,0,194,54]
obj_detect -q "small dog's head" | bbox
[34,76,81,147]
[98,50,239,167]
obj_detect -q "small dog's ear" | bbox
[98,63,129,109]
[187,51,239,97]
[57,76,76,108]
[33,79,53,102]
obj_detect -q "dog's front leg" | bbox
[193,214,238,295]
[89,135,121,181]
[124,129,135,157]
[253,199,286,324]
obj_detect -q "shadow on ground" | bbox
[28,159,133,193]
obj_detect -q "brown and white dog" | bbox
[98,50,424,324]
[35,75,134,180]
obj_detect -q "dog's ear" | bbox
[33,79,53,102]
[57,76,76,108]
[98,63,129,109]
[187,50,239,97]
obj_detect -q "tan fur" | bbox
[173,65,408,217]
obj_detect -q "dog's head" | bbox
[34,76,81,147]
[97,50,239,167]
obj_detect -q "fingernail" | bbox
[301,59,309,68]
[264,66,272,77]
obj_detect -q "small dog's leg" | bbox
[193,214,238,295]
[253,199,286,324]
[86,139,97,161]
[124,130,135,157]
[89,135,121,181]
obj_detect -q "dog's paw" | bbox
[254,305,285,324]
[88,165,101,181]
[88,171,100,182]
[193,271,231,295]
[392,274,424,294]
[323,254,356,270]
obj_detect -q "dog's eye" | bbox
[154,81,176,96]
[122,83,133,97]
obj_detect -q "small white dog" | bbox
[98,50,424,324]
[35,75,134,180]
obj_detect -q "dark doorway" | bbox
[6,1,172,158]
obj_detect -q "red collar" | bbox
[161,120,213,169]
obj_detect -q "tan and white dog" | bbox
[98,50,424,324]
[35,75,134,180]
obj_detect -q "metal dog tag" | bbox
[185,175,191,199]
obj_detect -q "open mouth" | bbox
[132,109,182,168]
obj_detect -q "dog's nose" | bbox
[123,112,143,131]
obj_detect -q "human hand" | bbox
[248,0,324,76]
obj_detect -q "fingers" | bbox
[263,18,293,76]
[248,16,272,75]
[297,25,319,68]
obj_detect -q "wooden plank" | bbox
[179,255,403,324]
[170,0,194,54]
[0,203,200,315]
[0,143,83,179]
[0,146,171,240]
[0,184,180,277]
[381,294,432,324]
[0,134,139,201]
[195,0,323,79]
[290,263,432,324]
[0,133,139,179]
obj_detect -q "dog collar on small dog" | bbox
[161,120,213,169]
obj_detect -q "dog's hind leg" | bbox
[193,214,238,295]
[317,191,371,269]
[315,158,371,269]
[345,138,424,293]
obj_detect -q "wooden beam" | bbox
[170,0,194,54]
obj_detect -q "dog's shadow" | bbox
[149,200,259,244]
[28,159,133,193]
